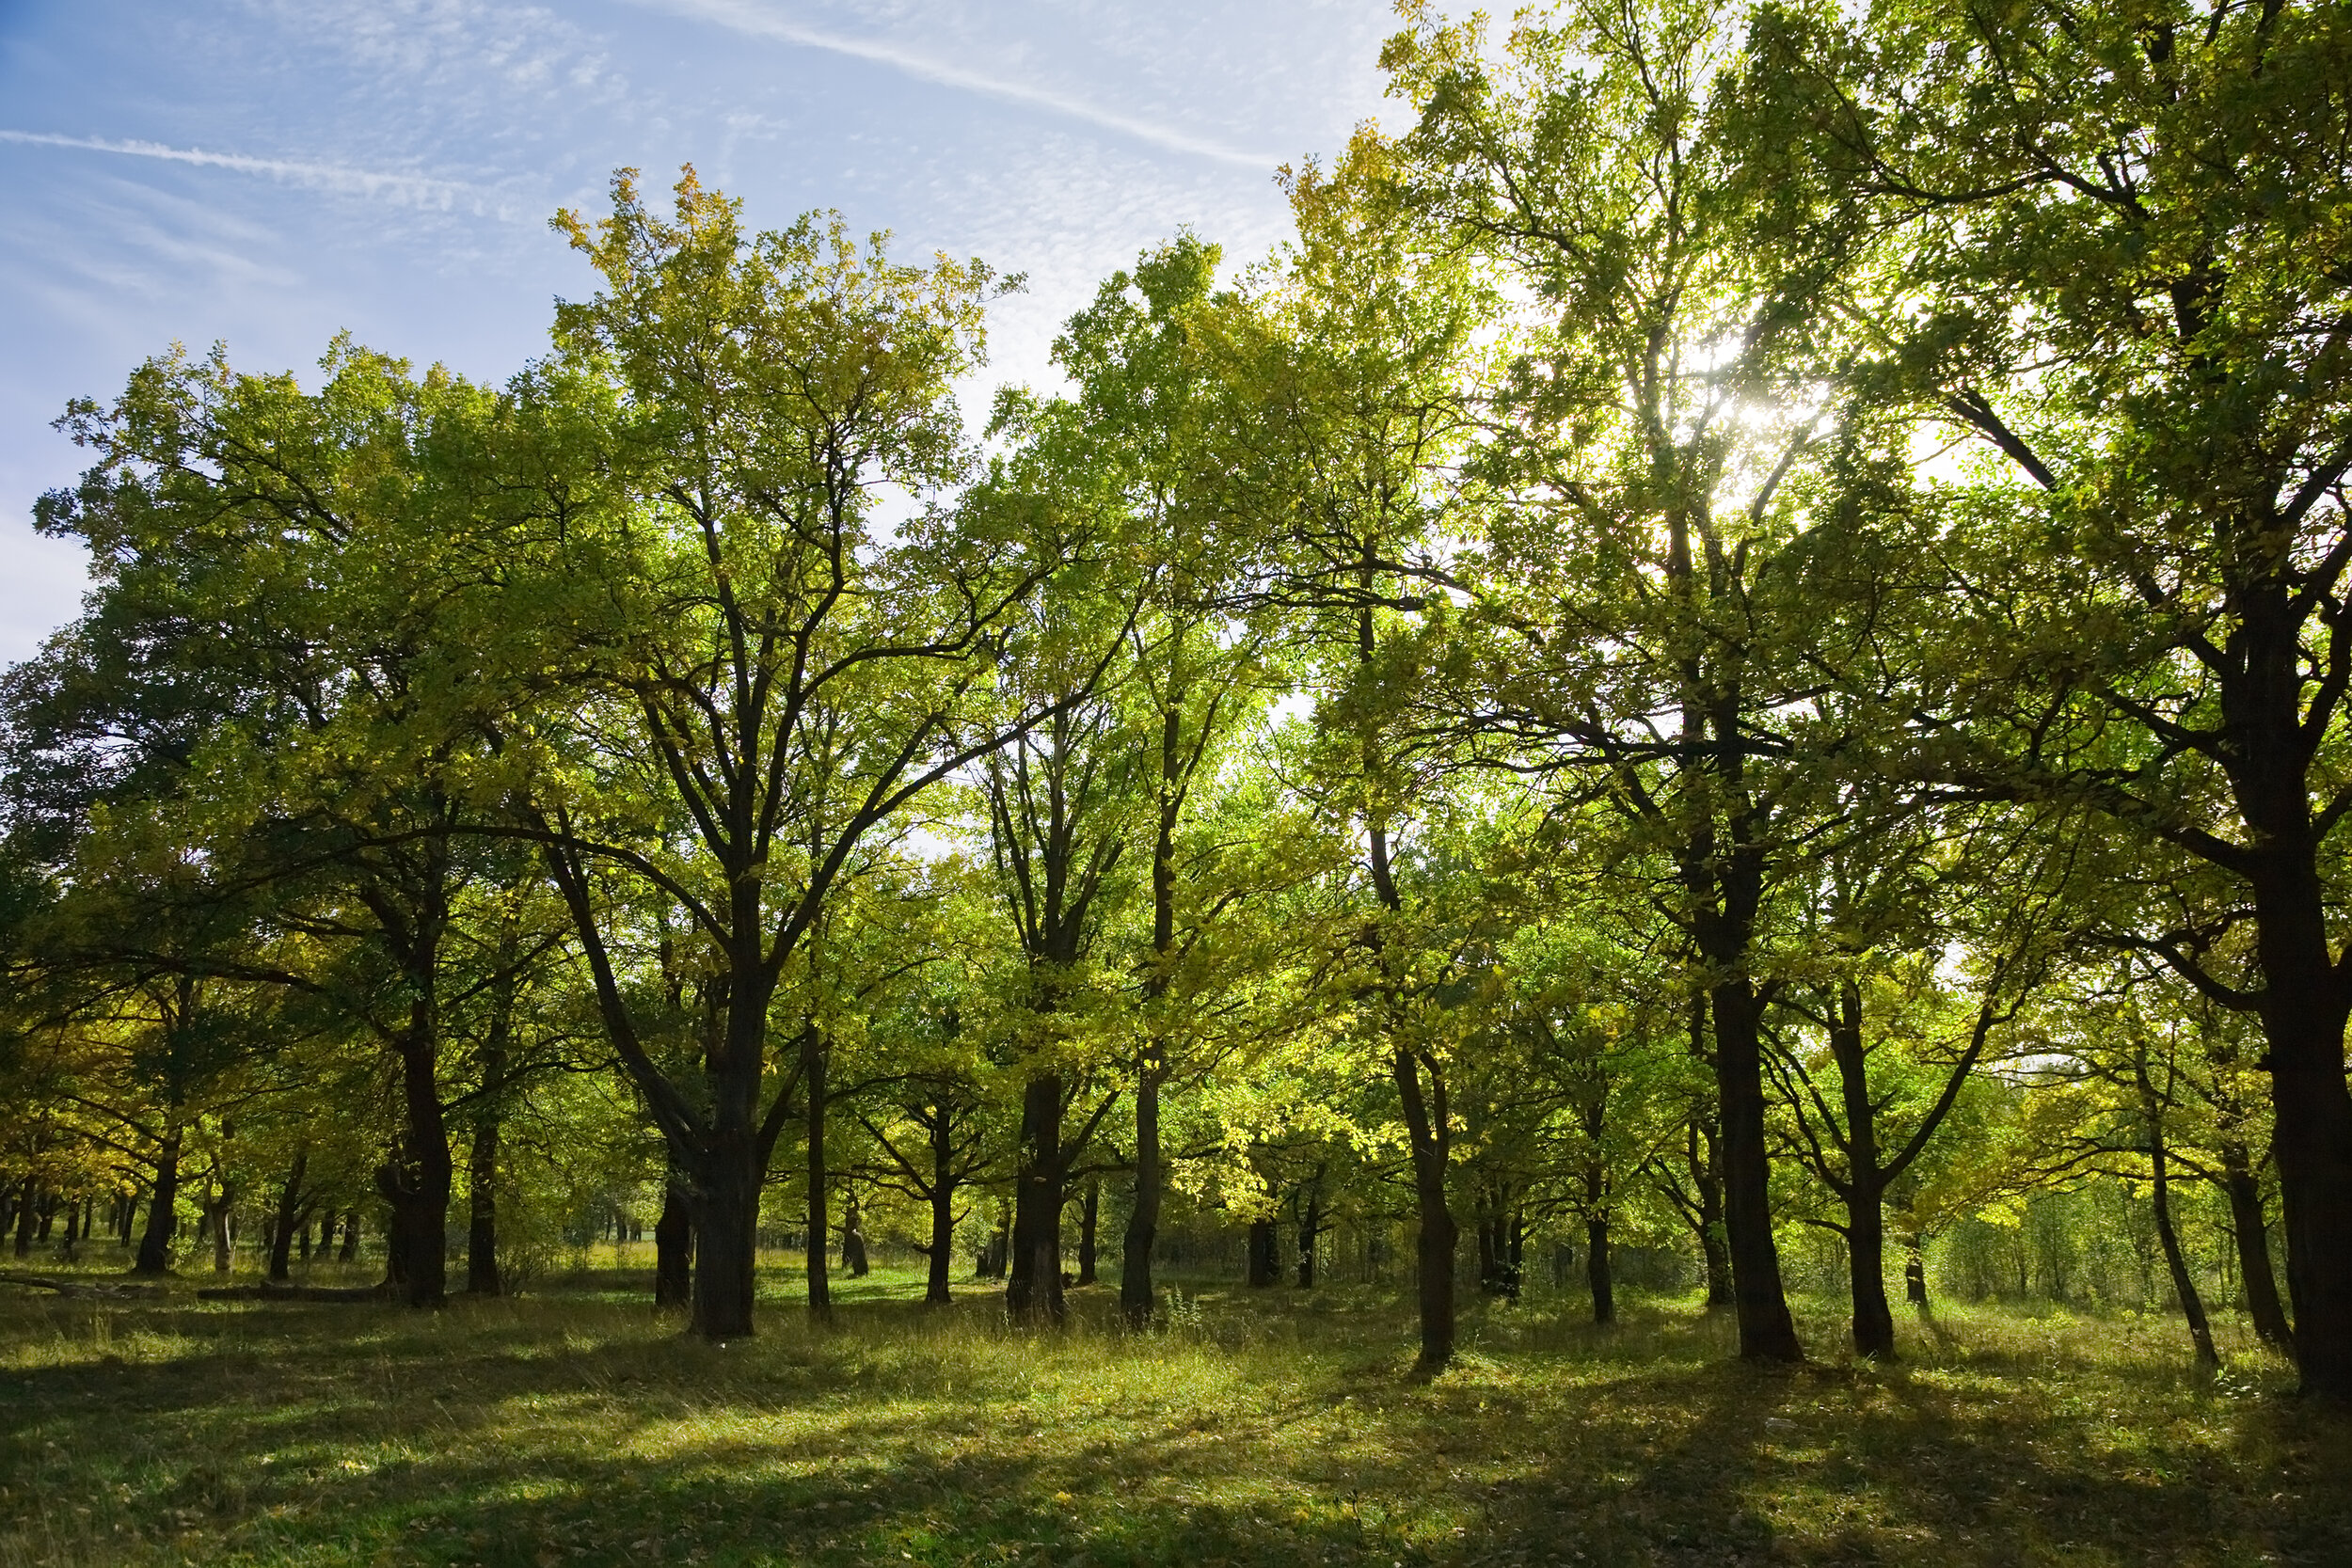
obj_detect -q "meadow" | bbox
[2,1258,2344,1568]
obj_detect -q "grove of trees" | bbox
[5,0,2348,1402]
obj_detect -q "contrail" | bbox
[0,130,515,213]
[634,0,1277,169]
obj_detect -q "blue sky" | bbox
[0,0,1406,661]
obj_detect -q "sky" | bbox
[0,0,1408,663]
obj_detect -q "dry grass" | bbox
[0,1259,2344,1566]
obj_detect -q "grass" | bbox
[2,1258,2345,1566]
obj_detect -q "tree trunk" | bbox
[2153,1134,2220,1370]
[1127,685,1186,1327]
[1712,982,1803,1360]
[1393,1045,1456,1370]
[1827,981,1898,1359]
[378,1165,411,1288]
[1007,1072,1066,1324]
[2204,574,2352,1398]
[208,1193,232,1275]
[2219,1148,2293,1351]
[1120,1057,1165,1325]
[1846,1193,1896,1359]
[133,1126,182,1276]
[981,1201,1009,1280]
[338,1211,359,1263]
[1904,1233,1928,1307]
[1586,1214,1614,1325]
[803,1032,832,1321]
[1297,1185,1322,1288]
[1075,1176,1099,1287]
[1247,1216,1279,1288]
[389,1010,453,1307]
[1685,1067,1736,1310]
[923,1181,955,1306]
[467,975,510,1296]
[840,1186,868,1279]
[268,1148,308,1282]
[466,1108,501,1295]
[919,1099,958,1307]
[688,1144,759,1339]
[11,1178,33,1259]
[655,1176,693,1308]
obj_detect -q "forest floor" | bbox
[0,1256,2345,1568]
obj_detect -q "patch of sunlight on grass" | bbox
[1,1278,2345,1566]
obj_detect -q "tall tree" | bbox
[1385,0,1856,1362]
[514,169,1037,1339]
[1752,0,2352,1397]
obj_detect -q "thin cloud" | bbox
[632,0,1277,169]
[0,131,529,217]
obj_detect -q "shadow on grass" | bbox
[3,1284,2348,1567]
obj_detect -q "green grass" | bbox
[2,1260,2344,1566]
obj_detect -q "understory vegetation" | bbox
[5,1264,2345,1568]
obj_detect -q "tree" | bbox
[1232,130,1490,1371]
[1025,234,1288,1324]
[1752,0,2352,1399]
[1384,0,1860,1362]
[510,168,1037,1339]
[26,340,552,1306]
[1769,810,2052,1356]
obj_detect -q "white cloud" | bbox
[0,131,538,221]
[628,0,1282,168]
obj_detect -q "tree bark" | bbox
[467,965,511,1297]
[1007,1072,1066,1324]
[267,1148,308,1283]
[1698,1172,1734,1308]
[205,1188,233,1275]
[803,1031,832,1320]
[654,1176,693,1308]
[1075,1176,1099,1287]
[1586,1214,1614,1325]
[981,1201,1009,1280]
[1247,1216,1279,1288]
[923,1180,955,1306]
[337,1211,359,1263]
[1712,982,1802,1360]
[916,1095,960,1306]
[466,1109,501,1296]
[13,1177,37,1259]
[1125,682,1187,1328]
[2212,588,2352,1398]
[2153,1135,2220,1370]
[1120,1054,1165,1325]
[688,1146,759,1339]
[2219,1144,2293,1351]
[840,1185,868,1278]
[1829,983,1898,1359]
[132,1125,182,1276]
[1904,1233,1929,1307]
[1297,1184,1323,1288]
[1393,1044,1456,1370]
[388,1000,453,1307]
